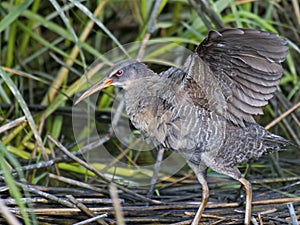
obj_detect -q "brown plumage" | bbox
[76,28,289,224]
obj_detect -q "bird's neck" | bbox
[123,75,162,133]
[124,75,161,108]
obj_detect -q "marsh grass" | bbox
[0,1,299,224]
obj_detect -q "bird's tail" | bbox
[262,132,290,154]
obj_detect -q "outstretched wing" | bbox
[183,28,288,126]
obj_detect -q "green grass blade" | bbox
[0,142,37,225]
[49,0,87,71]
[0,68,46,159]
[69,0,129,58]
[19,0,41,55]
[0,0,33,32]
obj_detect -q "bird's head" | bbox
[75,59,151,104]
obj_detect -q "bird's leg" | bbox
[207,163,253,225]
[187,162,209,225]
[146,146,165,204]
[192,180,209,225]
[238,177,252,225]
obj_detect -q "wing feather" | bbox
[183,28,288,126]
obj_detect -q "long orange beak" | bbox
[75,78,112,105]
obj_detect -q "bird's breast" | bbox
[124,90,227,154]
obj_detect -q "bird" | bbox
[75,28,289,224]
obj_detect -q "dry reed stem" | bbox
[265,101,300,130]
[67,195,107,225]
[48,135,162,204]
[43,0,108,103]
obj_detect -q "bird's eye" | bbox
[115,70,123,76]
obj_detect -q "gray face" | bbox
[105,59,147,89]
[75,59,153,104]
